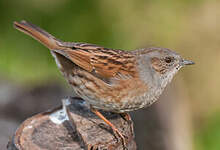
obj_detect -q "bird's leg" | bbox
[120,113,134,137]
[90,107,127,149]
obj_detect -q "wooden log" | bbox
[7,97,136,150]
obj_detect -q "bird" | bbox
[13,20,194,148]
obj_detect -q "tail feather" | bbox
[14,20,63,50]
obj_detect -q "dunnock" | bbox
[14,20,194,148]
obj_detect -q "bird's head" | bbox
[136,47,194,87]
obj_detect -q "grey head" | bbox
[134,47,194,90]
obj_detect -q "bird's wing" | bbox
[61,43,138,81]
[14,20,138,82]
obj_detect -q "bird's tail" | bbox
[13,20,64,50]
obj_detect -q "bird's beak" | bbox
[180,59,195,66]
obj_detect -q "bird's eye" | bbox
[164,57,173,63]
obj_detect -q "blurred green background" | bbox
[0,0,219,150]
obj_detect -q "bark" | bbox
[7,97,136,150]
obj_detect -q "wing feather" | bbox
[59,44,138,80]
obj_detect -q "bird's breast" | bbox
[66,68,151,112]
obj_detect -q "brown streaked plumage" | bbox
[13,20,194,148]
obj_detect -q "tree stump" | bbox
[7,97,136,150]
